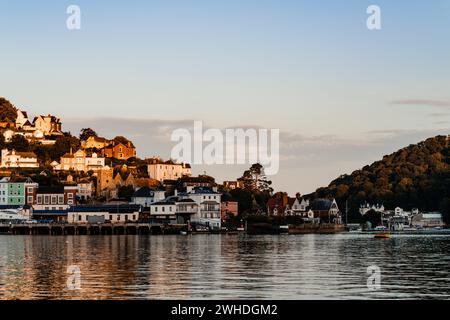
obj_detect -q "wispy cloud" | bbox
[64,117,450,195]
[390,99,450,107]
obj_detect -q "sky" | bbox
[1,0,449,195]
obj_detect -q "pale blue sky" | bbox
[1,1,449,194]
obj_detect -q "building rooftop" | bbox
[37,186,65,194]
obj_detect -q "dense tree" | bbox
[0,97,17,121]
[229,188,253,214]
[307,136,450,223]
[113,136,131,145]
[8,135,29,152]
[239,163,273,193]
[79,128,98,141]
[50,135,81,160]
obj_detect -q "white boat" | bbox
[0,208,29,223]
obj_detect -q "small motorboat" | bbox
[374,232,391,239]
[180,231,188,235]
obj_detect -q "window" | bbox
[27,196,33,204]
[68,193,73,199]
[27,187,33,193]
[162,207,165,212]
[78,215,82,221]
[117,215,121,221]
[58,195,64,204]
[109,215,112,221]
[132,215,136,220]
[125,215,128,221]
[37,195,42,204]
[44,195,50,204]
[155,207,158,212]
[51,196,57,205]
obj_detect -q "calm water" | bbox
[0,234,449,300]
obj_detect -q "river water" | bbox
[0,234,449,300]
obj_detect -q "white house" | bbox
[77,181,94,201]
[0,149,39,168]
[183,187,222,230]
[147,157,192,181]
[67,205,140,224]
[131,187,166,207]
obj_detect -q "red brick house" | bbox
[103,141,136,160]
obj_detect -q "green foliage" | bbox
[0,97,17,121]
[239,163,273,193]
[229,188,253,214]
[113,136,131,145]
[8,135,29,151]
[308,136,450,221]
[79,128,98,141]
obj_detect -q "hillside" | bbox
[308,135,450,222]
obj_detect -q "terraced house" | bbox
[0,177,38,206]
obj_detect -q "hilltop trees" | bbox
[0,97,17,121]
[308,135,450,222]
[79,128,98,141]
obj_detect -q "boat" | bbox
[180,231,187,235]
[279,225,289,233]
[374,232,391,239]
[0,207,29,224]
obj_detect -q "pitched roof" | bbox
[310,199,333,211]
[133,186,157,197]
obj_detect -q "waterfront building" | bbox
[131,186,166,207]
[411,212,444,229]
[310,198,341,224]
[184,187,221,229]
[33,186,77,211]
[0,177,38,206]
[149,200,177,224]
[67,205,141,224]
[147,157,192,182]
[221,201,238,220]
[1,149,39,168]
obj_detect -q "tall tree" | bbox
[239,163,273,193]
[0,97,17,121]
[79,128,98,141]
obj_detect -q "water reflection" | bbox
[0,234,449,300]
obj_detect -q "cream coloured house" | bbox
[147,157,192,182]
[52,149,106,172]
[0,149,39,168]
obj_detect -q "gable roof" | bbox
[310,199,334,211]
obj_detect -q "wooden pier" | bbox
[0,223,186,236]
